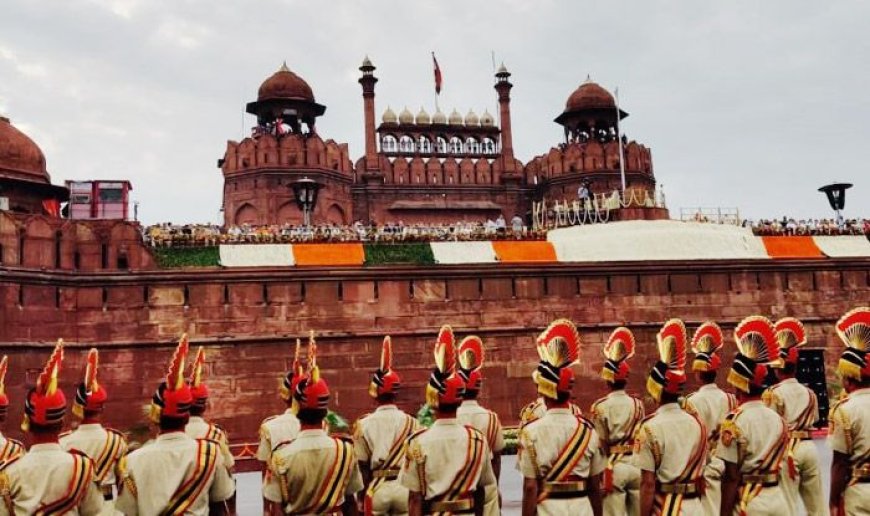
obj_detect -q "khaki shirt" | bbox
[520,398,582,427]
[186,416,235,469]
[765,378,819,431]
[399,419,496,501]
[634,403,707,482]
[715,400,788,474]
[115,432,235,516]
[519,408,606,480]
[264,429,364,512]
[590,390,645,448]
[60,424,127,488]
[457,400,505,453]
[829,387,870,465]
[257,409,301,462]
[354,404,418,469]
[684,383,737,441]
[0,443,104,516]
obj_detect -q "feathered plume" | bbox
[380,336,393,373]
[775,318,807,350]
[656,319,687,371]
[691,322,724,355]
[189,346,205,388]
[293,338,303,376]
[37,339,64,396]
[604,327,635,362]
[734,316,778,363]
[836,307,870,352]
[536,319,580,368]
[307,330,319,383]
[433,325,456,375]
[0,355,8,397]
[166,334,189,391]
[458,336,484,372]
[84,348,99,392]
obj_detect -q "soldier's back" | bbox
[60,424,127,491]
[257,410,301,462]
[0,443,103,515]
[115,432,234,516]
[457,400,504,453]
[684,384,736,440]
[186,416,235,469]
[266,428,363,514]
[829,388,870,515]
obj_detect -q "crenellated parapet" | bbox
[220,133,352,175]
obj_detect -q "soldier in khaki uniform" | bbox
[354,336,418,515]
[828,307,870,516]
[519,395,583,428]
[635,319,708,515]
[0,357,24,462]
[765,318,826,515]
[258,339,304,465]
[399,325,497,515]
[683,321,736,515]
[116,335,235,515]
[264,334,364,514]
[0,340,104,515]
[456,335,504,516]
[60,348,128,509]
[519,319,605,516]
[717,316,791,516]
[590,326,643,516]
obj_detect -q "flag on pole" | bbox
[432,52,442,95]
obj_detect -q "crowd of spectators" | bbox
[144,215,544,247]
[743,217,869,236]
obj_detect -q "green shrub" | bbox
[152,247,220,268]
[364,243,435,266]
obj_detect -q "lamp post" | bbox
[292,177,321,227]
[818,182,852,228]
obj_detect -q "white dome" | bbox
[382,106,397,124]
[448,108,463,125]
[480,109,495,127]
[464,109,480,126]
[398,106,414,125]
[432,108,447,124]
[415,107,431,125]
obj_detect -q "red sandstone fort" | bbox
[0,60,867,456]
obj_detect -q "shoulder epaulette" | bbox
[7,439,24,450]
[0,454,22,471]
[106,428,126,438]
[67,448,93,460]
[261,415,278,425]
[463,424,486,441]
[407,427,428,442]
[271,439,294,453]
[334,434,354,445]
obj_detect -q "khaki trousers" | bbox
[369,479,409,516]
[602,459,641,516]
[780,439,828,516]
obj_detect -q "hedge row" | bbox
[152,247,220,268]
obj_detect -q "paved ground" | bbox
[235,439,832,515]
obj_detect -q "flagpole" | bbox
[615,87,627,194]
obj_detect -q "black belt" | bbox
[547,490,588,499]
[101,485,114,501]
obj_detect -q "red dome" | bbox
[565,80,615,111]
[0,116,50,184]
[257,62,315,102]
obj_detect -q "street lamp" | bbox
[292,177,321,227]
[818,182,852,227]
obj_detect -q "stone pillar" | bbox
[358,56,380,173]
[494,63,519,179]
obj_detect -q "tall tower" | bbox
[494,63,518,177]
[358,56,381,177]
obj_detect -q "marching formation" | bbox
[0,307,866,515]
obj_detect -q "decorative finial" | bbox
[279,61,290,73]
[584,74,592,83]
[362,55,373,67]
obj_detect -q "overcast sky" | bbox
[1,1,867,225]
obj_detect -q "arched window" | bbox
[418,136,432,153]
[399,135,415,153]
[449,137,463,154]
[481,138,496,154]
[465,137,480,154]
[381,135,398,152]
[436,136,448,153]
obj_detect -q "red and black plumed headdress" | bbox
[836,307,870,381]
[457,335,485,393]
[188,346,209,410]
[727,316,780,394]
[0,356,9,418]
[150,334,192,423]
[773,317,807,367]
[370,336,401,398]
[533,319,581,400]
[293,331,330,411]
[647,319,688,402]
[23,339,66,431]
[426,325,465,408]
[691,322,725,372]
[73,348,108,419]
[601,327,635,382]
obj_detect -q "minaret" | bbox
[494,63,518,176]
[358,56,380,173]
